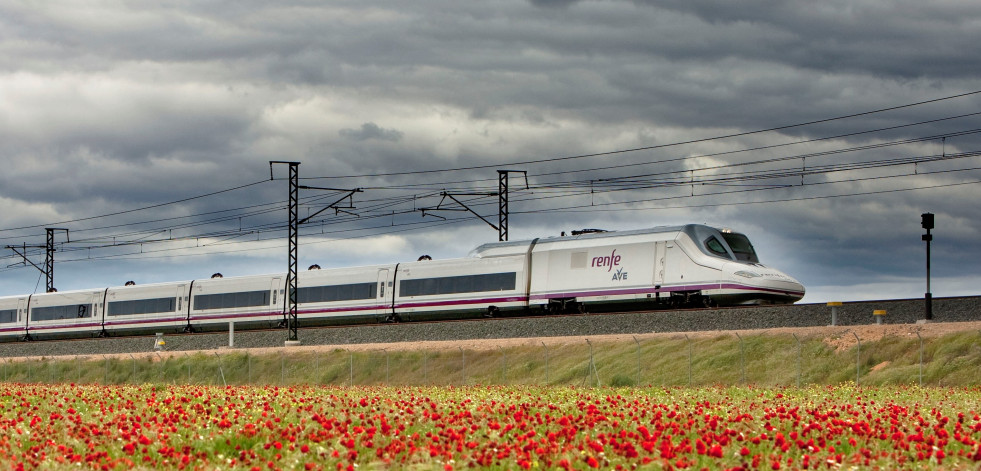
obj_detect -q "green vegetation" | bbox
[2,330,980,387]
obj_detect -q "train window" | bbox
[108,297,176,316]
[193,290,269,310]
[704,236,730,259]
[31,304,93,321]
[401,272,517,297]
[297,283,376,303]
[721,232,760,263]
[0,309,16,323]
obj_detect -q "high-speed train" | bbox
[0,225,804,341]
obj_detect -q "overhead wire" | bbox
[302,89,981,180]
[6,94,976,247]
[2,90,979,274]
[0,179,270,234]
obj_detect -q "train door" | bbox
[377,269,391,319]
[93,292,103,321]
[17,298,27,326]
[176,285,186,313]
[271,277,282,309]
[654,242,666,285]
[377,269,390,299]
[662,241,683,284]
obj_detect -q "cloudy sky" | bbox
[1,0,979,304]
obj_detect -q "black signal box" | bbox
[921,213,934,230]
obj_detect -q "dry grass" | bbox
[4,321,981,387]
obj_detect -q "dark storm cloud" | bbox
[4,1,974,132]
[640,0,981,77]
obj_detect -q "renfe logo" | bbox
[591,249,620,271]
[592,249,628,281]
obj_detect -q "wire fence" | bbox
[2,331,980,387]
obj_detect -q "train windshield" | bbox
[721,232,759,263]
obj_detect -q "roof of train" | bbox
[469,224,711,256]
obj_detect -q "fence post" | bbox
[128,354,136,383]
[183,352,191,384]
[281,351,285,386]
[633,336,641,385]
[735,332,745,385]
[102,355,109,384]
[498,346,507,384]
[852,332,861,385]
[155,353,163,384]
[459,347,466,386]
[584,339,600,387]
[349,351,354,387]
[422,352,428,385]
[685,335,692,386]
[214,353,226,387]
[247,350,252,384]
[916,331,923,386]
[792,334,801,388]
[542,342,549,386]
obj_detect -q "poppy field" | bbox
[1,383,980,470]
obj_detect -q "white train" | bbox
[0,225,804,340]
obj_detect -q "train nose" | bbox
[727,264,805,303]
[761,270,805,302]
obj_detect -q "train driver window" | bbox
[721,232,760,263]
[704,236,730,259]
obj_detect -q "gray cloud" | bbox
[530,0,583,8]
[339,122,404,142]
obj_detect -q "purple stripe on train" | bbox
[528,283,804,301]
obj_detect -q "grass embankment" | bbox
[2,330,980,387]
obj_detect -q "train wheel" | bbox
[485,306,500,318]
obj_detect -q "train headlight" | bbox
[734,270,762,278]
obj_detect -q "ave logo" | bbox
[592,249,628,281]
